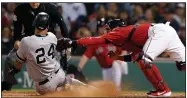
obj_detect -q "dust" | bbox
[45,80,120,97]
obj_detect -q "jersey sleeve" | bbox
[49,32,57,45]
[101,30,125,46]
[54,36,57,45]
[84,46,94,59]
[16,38,26,63]
[77,37,106,46]
[101,26,134,46]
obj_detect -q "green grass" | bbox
[12,89,34,91]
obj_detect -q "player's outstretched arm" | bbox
[76,37,106,46]
[56,37,106,52]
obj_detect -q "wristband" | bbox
[124,55,132,62]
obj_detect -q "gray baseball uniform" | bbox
[16,32,66,94]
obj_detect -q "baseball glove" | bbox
[67,64,88,83]
[56,38,72,52]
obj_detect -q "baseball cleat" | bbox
[147,89,171,97]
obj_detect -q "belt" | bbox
[39,69,59,85]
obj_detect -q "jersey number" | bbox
[35,44,55,64]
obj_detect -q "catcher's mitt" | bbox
[56,38,72,52]
[67,64,88,83]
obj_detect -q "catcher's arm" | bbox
[56,37,106,52]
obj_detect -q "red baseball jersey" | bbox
[102,24,150,53]
[77,24,151,54]
[84,44,122,68]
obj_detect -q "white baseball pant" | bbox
[34,68,66,95]
[143,22,185,62]
[34,68,86,95]
[102,60,128,90]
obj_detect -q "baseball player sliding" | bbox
[10,12,87,95]
[77,18,128,91]
[57,19,185,97]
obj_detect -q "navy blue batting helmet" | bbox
[33,12,50,30]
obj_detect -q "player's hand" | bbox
[56,38,72,52]
[14,40,20,49]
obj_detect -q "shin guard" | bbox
[136,59,170,91]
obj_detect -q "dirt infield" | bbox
[2,81,186,97]
[2,90,185,97]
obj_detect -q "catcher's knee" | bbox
[135,53,153,70]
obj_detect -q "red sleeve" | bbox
[84,46,94,59]
[101,26,134,46]
[101,30,125,46]
[76,37,106,46]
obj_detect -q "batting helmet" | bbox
[32,12,50,30]
[106,19,127,30]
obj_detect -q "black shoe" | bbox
[2,81,12,91]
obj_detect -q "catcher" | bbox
[10,12,87,95]
[56,19,185,97]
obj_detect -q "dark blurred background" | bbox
[1,3,186,55]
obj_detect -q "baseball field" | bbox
[2,90,185,97]
[2,81,186,97]
[1,58,186,97]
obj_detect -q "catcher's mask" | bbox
[32,12,50,30]
[97,18,112,34]
[97,18,107,31]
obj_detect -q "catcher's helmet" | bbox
[106,19,127,30]
[32,12,50,30]
[96,18,107,31]
[97,18,114,31]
